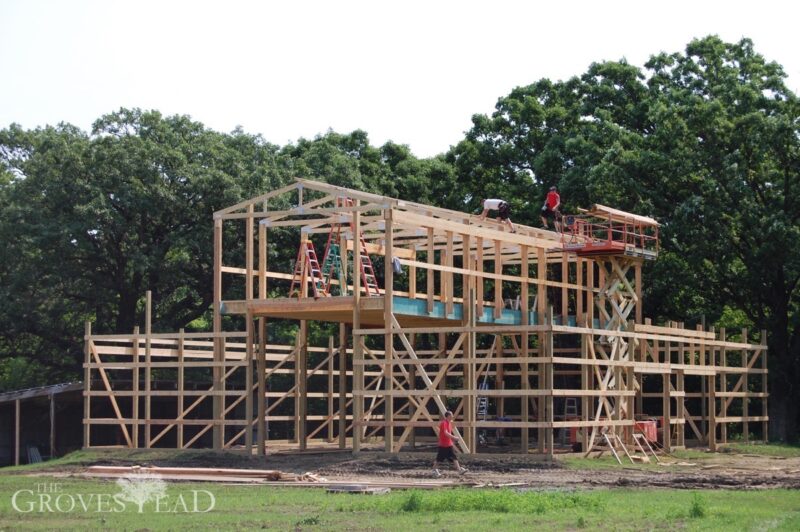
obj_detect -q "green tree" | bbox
[452,36,800,440]
[0,109,289,389]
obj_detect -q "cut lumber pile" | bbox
[80,465,472,490]
[83,465,326,483]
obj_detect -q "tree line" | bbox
[1,36,798,440]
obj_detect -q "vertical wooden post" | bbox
[576,258,584,325]
[338,323,347,449]
[49,393,56,458]
[409,251,417,299]
[245,205,255,452]
[212,217,223,449]
[144,291,152,448]
[662,373,671,452]
[258,216,268,455]
[426,227,434,314]
[328,336,335,443]
[476,237,484,320]
[587,259,595,326]
[561,252,568,323]
[634,263,642,324]
[761,329,768,442]
[14,399,20,465]
[245,312,254,453]
[257,318,267,455]
[384,209,394,452]
[246,204,254,300]
[493,239,502,319]
[446,231,455,316]
[719,328,727,444]
[352,204,363,453]
[83,321,91,449]
[131,325,139,448]
[177,328,185,449]
[520,244,530,452]
[707,372,717,451]
[545,307,554,458]
[536,247,547,452]
[580,321,589,452]
[742,327,749,443]
[463,233,476,453]
[297,320,308,450]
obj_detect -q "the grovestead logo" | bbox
[12,473,215,514]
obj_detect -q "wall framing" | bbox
[83,178,768,455]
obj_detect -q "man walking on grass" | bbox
[432,410,468,477]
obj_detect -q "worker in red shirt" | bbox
[540,185,562,231]
[432,411,468,477]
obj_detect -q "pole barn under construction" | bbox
[83,178,768,459]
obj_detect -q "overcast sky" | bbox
[1,0,797,157]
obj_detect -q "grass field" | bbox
[1,475,798,531]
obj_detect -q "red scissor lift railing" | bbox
[561,204,659,260]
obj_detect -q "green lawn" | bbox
[0,475,798,531]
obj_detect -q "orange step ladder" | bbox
[289,240,329,298]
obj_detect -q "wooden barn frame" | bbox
[84,178,768,457]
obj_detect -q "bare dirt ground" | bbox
[14,446,800,491]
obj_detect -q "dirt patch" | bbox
[8,448,800,491]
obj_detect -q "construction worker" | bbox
[479,198,516,233]
[432,411,468,477]
[540,185,562,231]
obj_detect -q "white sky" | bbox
[1,0,797,157]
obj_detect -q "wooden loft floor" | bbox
[221,295,580,328]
